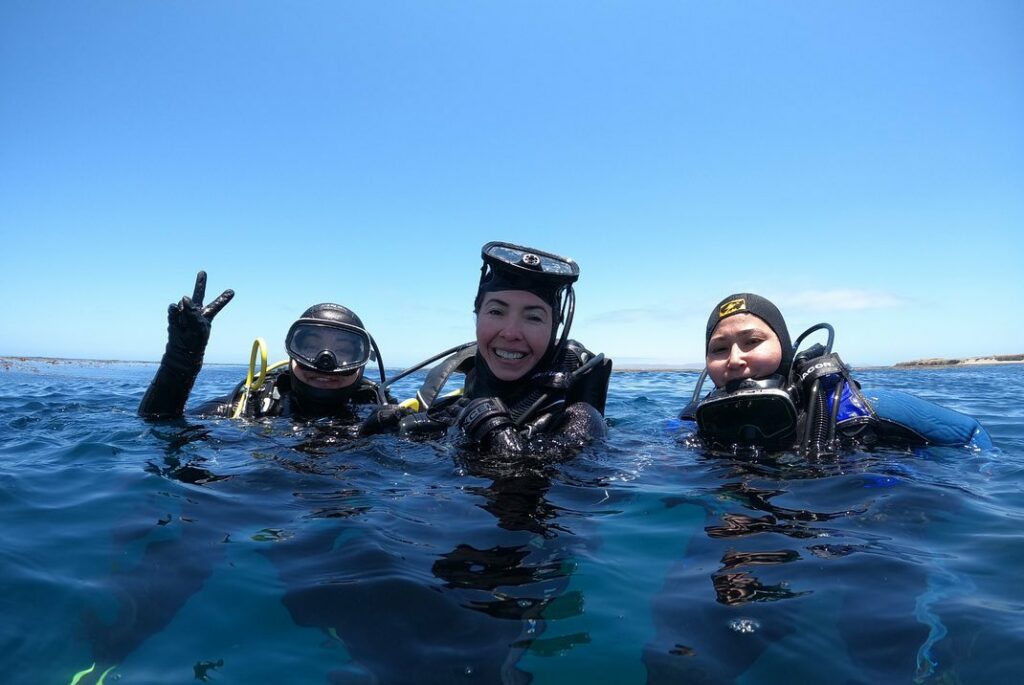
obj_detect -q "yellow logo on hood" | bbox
[719,298,747,318]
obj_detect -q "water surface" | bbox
[1,360,1021,684]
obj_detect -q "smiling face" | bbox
[290,360,360,390]
[706,313,784,388]
[476,290,555,382]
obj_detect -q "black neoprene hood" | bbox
[706,293,794,376]
[299,303,365,329]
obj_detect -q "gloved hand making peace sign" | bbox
[162,271,235,372]
[140,271,235,418]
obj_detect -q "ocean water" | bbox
[1,359,1022,684]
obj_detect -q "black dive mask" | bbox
[694,374,798,448]
[285,319,374,375]
[480,242,580,284]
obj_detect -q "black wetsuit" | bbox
[140,362,386,421]
[682,349,991,454]
[392,340,611,458]
[197,368,385,419]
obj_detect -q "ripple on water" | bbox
[0,362,1022,685]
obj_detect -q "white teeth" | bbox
[495,349,526,360]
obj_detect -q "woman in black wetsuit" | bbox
[138,271,389,420]
[681,292,991,454]
[368,241,611,457]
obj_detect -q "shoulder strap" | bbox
[415,343,478,410]
[565,342,612,416]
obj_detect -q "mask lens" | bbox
[286,322,370,373]
[483,242,580,280]
[697,390,797,445]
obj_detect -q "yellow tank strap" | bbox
[232,355,292,418]
[248,337,270,390]
[232,338,268,418]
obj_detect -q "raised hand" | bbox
[165,271,235,365]
[141,271,235,417]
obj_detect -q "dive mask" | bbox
[285,319,373,375]
[695,375,798,447]
[478,241,580,358]
[480,241,580,286]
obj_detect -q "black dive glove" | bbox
[359,404,415,436]
[139,271,234,418]
[456,397,516,448]
[162,271,235,373]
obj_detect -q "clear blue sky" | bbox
[2,1,1021,368]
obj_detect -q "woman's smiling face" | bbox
[476,290,554,382]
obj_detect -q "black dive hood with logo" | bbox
[682,322,840,453]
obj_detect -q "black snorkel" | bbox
[358,333,388,405]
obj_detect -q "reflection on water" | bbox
[0,362,1021,685]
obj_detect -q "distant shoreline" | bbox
[3,354,1022,373]
[892,354,1024,368]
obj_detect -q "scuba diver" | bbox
[362,241,611,456]
[139,271,390,420]
[76,273,389,685]
[680,292,992,455]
